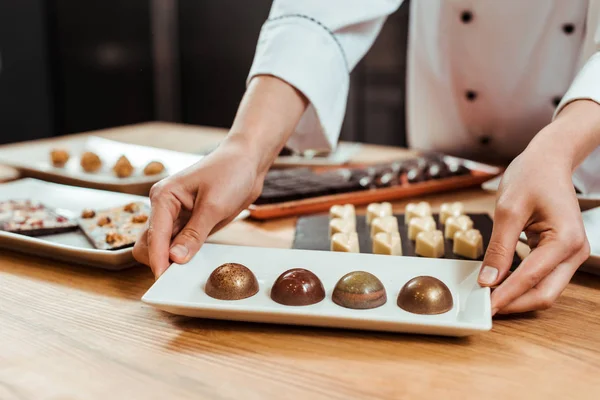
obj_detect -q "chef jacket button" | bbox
[465,90,477,101]
[563,24,575,34]
[479,136,491,146]
[552,96,562,107]
[461,11,473,23]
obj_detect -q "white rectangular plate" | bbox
[0,136,201,194]
[0,179,249,270]
[143,244,492,337]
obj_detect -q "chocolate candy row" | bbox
[205,263,454,315]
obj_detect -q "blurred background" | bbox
[0,0,411,147]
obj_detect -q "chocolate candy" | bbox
[80,151,102,173]
[406,167,427,183]
[446,161,470,176]
[405,202,432,224]
[329,218,355,238]
[453,229,484,259]
[366,202,393,225]
[407,216,436,241]
[370,215,399,238]
[330,232,360,253]
[77,201,150,250]
[143,161,166,176]
[439,202,464,224]
[397,276,453,315]
[205,263,259,300]
[372,232,402,256]
[0,200,78,237]
[50,149,70,167]
[415,230,445,258]
[332,271,387,310]
[427,162,449,180]
[113,155,134,178]
[271,268,325,306]
[444,215,473,239]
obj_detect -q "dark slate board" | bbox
[293,213,521,269]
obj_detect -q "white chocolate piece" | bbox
[331,232,360,253]
[453,229,484,259]
[370,216,399,238]
[405,201,432,224]
[444,215,474,239]
[329,218,355,238]
[440,202,464,224]
[408,216,436,240]
[415,230,445,258]
[366,202,393,225]
[329,204,356,222]
[373,232,402,256]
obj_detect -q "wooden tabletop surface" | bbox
[1,122,599,400]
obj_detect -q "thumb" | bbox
[168,201,223,265]
[479,205,525,287]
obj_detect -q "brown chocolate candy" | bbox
[271,268,325,306]
[205,263,259,301]
[332,271,387,310]
[397,276,453,315]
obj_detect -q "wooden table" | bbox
[1,123,599,400]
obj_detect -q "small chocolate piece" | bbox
[370,215,399,238]
[329,204,356,221]
[81,209,96,219]
[332,271,387,310]
[366,202,393,225]
[50,149,70,167]
[0,200,78,237]
[105,231,123,244]
[405,202,432,224]
[453,229,484,259]
[131,214,148,224]
[271,268,325,306]
[415,230,445,258]
[123,202,140,213]
[397,276,453,315]
[406,167,427,183]
[113,155,134,178]
[143,161,165,176]
[427,162,449,180]
[446,161,470,176]
[440,202,464,224]
[408,216,436,241]
[205,263,259,300]
[80,151,102,173]
[444,215,473,239]
[330,232,360,253]
[97,216,112,227]
[278,147,294,157]
[329,218,355,238]
[373,232,402,256]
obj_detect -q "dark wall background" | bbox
[0,0,410,147]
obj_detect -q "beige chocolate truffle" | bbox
[113,155,134,178]
[329,217,355,238]
[372,232,402,256]
[50,149,70,167]
[444,215,474,239]
[453,229,484,259]
[439,202,464,225]
[415,230,444,258]
[366,202,393,225]
[144,161,165,176]
[329,204,356,222]
[80,151,102,173]
[370,215,399,238]
[405,202,432,225]
[408,216,436,240]
[331,232,360,253]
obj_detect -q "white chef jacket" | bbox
[248,0,600,193]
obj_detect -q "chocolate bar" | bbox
[77,201,150,250]
[0,200,78,237]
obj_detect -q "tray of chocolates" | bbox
[142,243,492,336]
[293,202,520,268]
[249,153,501,220]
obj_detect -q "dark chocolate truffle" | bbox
[271,268,325,306]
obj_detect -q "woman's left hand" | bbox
[478,103,596,315]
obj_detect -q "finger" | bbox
[479,205,527,287]
[133,230,150,267]
[148,198,178,278]
[169,200,224,264]
[496,252,583,314]
[490,240,572,314]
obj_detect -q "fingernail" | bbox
[170,244,188,259]
[491,307,499,316]
[479,265,499,285]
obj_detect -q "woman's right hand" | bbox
[133,76,309,278]
[133,135,266,278]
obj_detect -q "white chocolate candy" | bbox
[408,216,436,240]
[444,215,474,239]
[453,229,484,259]
[439,202,464,225]
[370,215,399,238]
[329,204,356,222]
[366,202,393,225]
[415,230,445,258]
[373,232,402,256]
[329,218,355,238]
[405,201,432,224]
[331,232,360,253]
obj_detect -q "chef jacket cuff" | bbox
[554,53,600,195]
[247,17,349,152]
